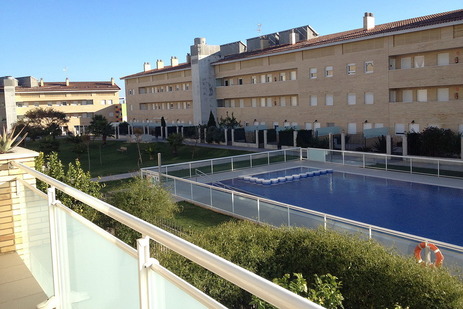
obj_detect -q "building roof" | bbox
[15,81,120,93]
[121,62,191,80]
[214,9,463,64]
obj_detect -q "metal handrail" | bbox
[161,172,463,253]
[12,161,324,309]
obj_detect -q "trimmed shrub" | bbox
[158,221,463,309]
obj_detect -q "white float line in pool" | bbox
[239,169,333,185]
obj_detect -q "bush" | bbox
[206,127,224,144]
[279,129,294,147]
[158,221,463,309]
[37,136,60,154]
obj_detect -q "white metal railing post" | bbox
[342,151,345,165]
[231,157,234,171]
[257,198,260,222]
[250,154,253,168]
[174,179,177,196]
[231,191,235,214]
[299,148,302,161]
[211,160,214,175]
[323,215,327,230]
[287,207,291,227]
[189,163,192,178]
[385,156,388,171]
[210,187,213,206]
[137,236,156,309]
[438,160,440,177]
[362,154,365,168]
[284,149,287,162]
[410,158,413,174]
[268,152,270,165]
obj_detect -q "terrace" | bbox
[0,148,322,309]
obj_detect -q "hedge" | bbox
[158,221,463,309]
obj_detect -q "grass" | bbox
[24,138,251,177]
[174,201,237,231]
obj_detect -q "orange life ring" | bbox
[414,242,444,267]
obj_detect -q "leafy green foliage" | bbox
[219,112,241,129]
[19,107,68,139]
[88,115,114,144]
[106,177,179,246]
[34,152,104,222]
[206,127,224,144]
[0,125,27,153]
[251,273,344,309]
[166,133,184,155]
[37,136,60,154]
[207,111,217,128]
[407,127,461,157]
[158,221,463,309]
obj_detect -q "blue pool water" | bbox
[221,169,463,246]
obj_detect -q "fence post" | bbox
[386,135,392,155]
[329,133,333,150]
[341,132,346,151]
[293,130,298,147]
[263,130,268,149]
[402,135,408,156]
[231,129,235,146]
[255,130,259,148]
[137,236,155,309]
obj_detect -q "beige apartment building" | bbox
[0,76,121,135]
[122,9,463,136]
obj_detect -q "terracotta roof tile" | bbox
[16,81,120,92]
[215,9,463,63]
[121,63,191,79]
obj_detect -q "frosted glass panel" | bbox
[149,269,208,309]
[57,207,139,308]
[22,186,54,297]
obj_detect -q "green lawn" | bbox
[25,138,251,177]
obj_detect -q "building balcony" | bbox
[0,148,321,309]
[388,63,462,88]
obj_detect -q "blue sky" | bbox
[1,0,461,95]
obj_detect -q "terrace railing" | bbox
[12,160,323,309]
[306,148,463,178]
[141,148,302,179]
[156,172,463,272]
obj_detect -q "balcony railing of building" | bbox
[10,159,323,309]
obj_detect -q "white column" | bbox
[341,132,346,151]
[263,130,268,148]
[402,135,408,156]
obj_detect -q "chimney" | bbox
[156,59,164,69]
[143,62,151,72]
[40,78,44,87]
[111,77,115,86]
[363,12,375,30]
[65,77,70,86]
[170,56,178,67]
[186,53,191,64]
[289,30,297,45]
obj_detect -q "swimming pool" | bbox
[220,167,463,246]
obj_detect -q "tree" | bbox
[207,111,217,128]
[19,108,68,139]
[219,112,241,129]
[88,115,113,145]
[166,133,184,155]
[107,177,179,246]
[35,152,104,223]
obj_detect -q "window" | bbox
[325,94,334,106]
[417,89,427,102]
[347,63,356,75]
[414,55,425,68]
[389,90,397,103]
[108,100,113,105]
[101,100,106,105]
[290,71,297,80]
[231,100,235,108]
[403,90,413,102]
[310,95,317,106]
[401,57,412,69]
[363,122,373,130]
[266,98,272,107]
[347,93,356,105]
[238,78,243,85]
[365,61,374,73]
[325,66,333,77]
[266,74,272,83]
[260,75,266,83]
[280,97,286,107]
[437,53,449,66]
[409,123,420,133]
[309,68,317,79]
[251,76,257,84]
[389,58,396,70]
[260,98,266,107]
[347,123,357,134]
[279,73,286,81]
[364,92,374,104]
[252,98,257,107]
[437,88,449,102]
[139,88,146,94]
[375,123,384,128]
[239,99,244,108]
[291,96,298,106]
[168,86,173,92]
